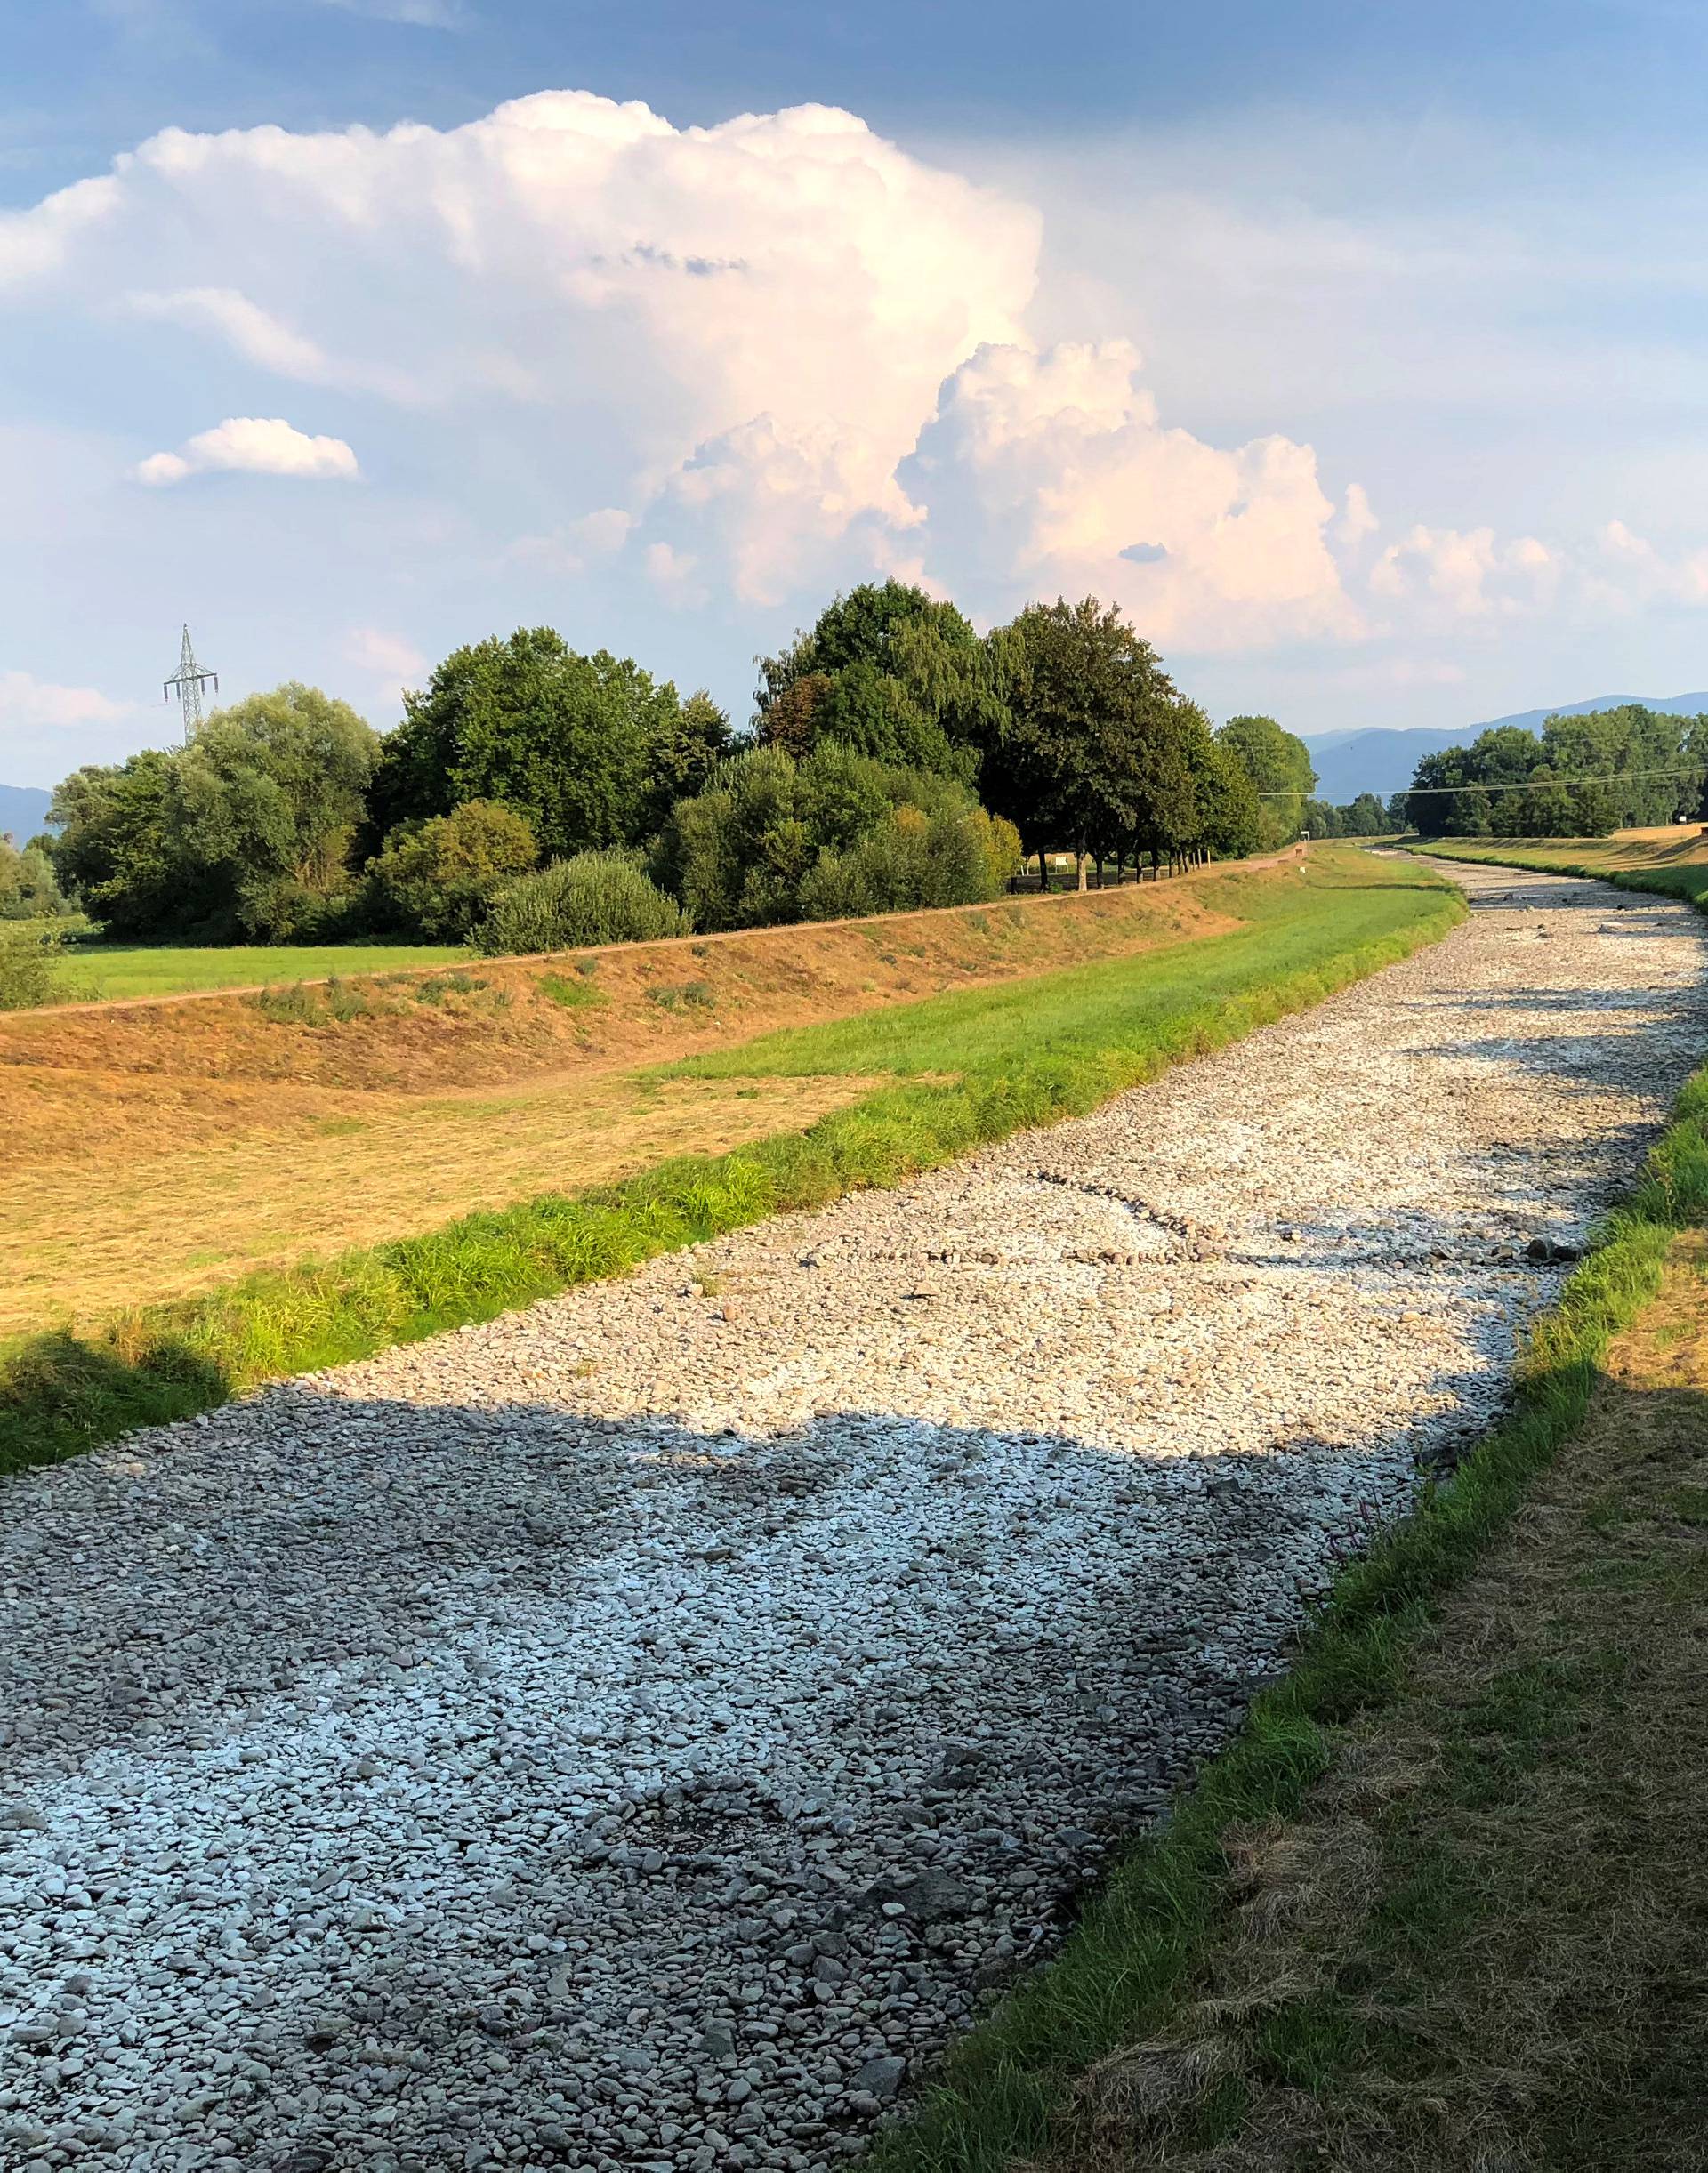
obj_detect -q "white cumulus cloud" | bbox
[0,671,132,729]
[909,340,1360,648]
[1370,525,1559,618]
[136,417,360,486]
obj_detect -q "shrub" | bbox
[656,742,1021,931]
[366,799,539,940]
[471,851,691,954]
[0,918,68,1010]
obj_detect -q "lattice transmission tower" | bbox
[164,623,218,739]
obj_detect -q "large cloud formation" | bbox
[912,340,1360,648]
[0,89,1380,648]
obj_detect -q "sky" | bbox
[4,0,1708,786]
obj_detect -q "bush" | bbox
[471,851,692,954]
[0,919,68,1010]
[798,802,1021,921]
[367,799,539,940]
[656,742,1020,931]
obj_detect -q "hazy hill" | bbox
[1304,693,1708,800]
[0,785,52,843]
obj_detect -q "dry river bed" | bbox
[3,861,1705,2173]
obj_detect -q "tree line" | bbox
[1402,705,1708,838]
[39,583,1332,954]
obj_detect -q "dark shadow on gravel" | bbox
[0,1375,1504,2172]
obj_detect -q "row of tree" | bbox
[1403,706,1708,837]
[44,583,1326,949]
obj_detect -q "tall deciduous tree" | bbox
[1214,715,1317,849]
[754,581,1007,781]
[994,598,1227,882]
[50,685,378,939]
[176,685,380,937]
[367,629,729,861]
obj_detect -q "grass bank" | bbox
[1410,826,1708,912]
[864,1048,1708,2172]
[0,850,1461,1475]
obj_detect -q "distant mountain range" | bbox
[1303,693,1708,801]
[0,785,52,843]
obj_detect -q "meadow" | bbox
[55,938,464,1002]
[0,846,1462,1471]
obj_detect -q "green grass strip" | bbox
[861,1077,1708,2173]
[0,859,1462,1476]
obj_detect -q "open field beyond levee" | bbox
[6,849,1358,1337]
[50,939,469,1004]
[2,857,1704,2173]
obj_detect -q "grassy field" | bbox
[1413,822,1708,909]
[57,938,464,1002]
[0,847,1462,1472]
[858,1039,1708,2173]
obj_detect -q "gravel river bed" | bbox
[2,859,1704,2173]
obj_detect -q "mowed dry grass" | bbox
[2,873,1260,1334]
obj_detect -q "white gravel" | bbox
[2,859,1704,2173]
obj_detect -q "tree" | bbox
[175,685,380,938]
[995,599,1161,883]
[367,799,540,940]
[754,582,1006,782]
[1192,733,1266,859]
[1214,716,1316,849]
[50,749,197,938]
[0,834,71,920]
[1339,792,1390,836]
[367,629,723,862]
[49,686,378,941]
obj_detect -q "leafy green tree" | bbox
[1214,716,1317,849]
[994,599,1223,881]
[0,834,71,920]
[367,799,539,940]
[754,582,1006,781]
[175,684,380,938]
[1339,792,1390,836]
[368,629,725,861]
[49,687,378,940]
[50,750,197,938]
[1192,733,1266,858]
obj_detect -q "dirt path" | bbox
[0,861,1703,2173]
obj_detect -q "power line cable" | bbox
[1257,763,1708,799]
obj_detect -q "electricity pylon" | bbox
[164,624,218,739]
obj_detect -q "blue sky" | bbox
[4,0,1708,785]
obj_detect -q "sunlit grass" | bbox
[60,940,463,1002]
